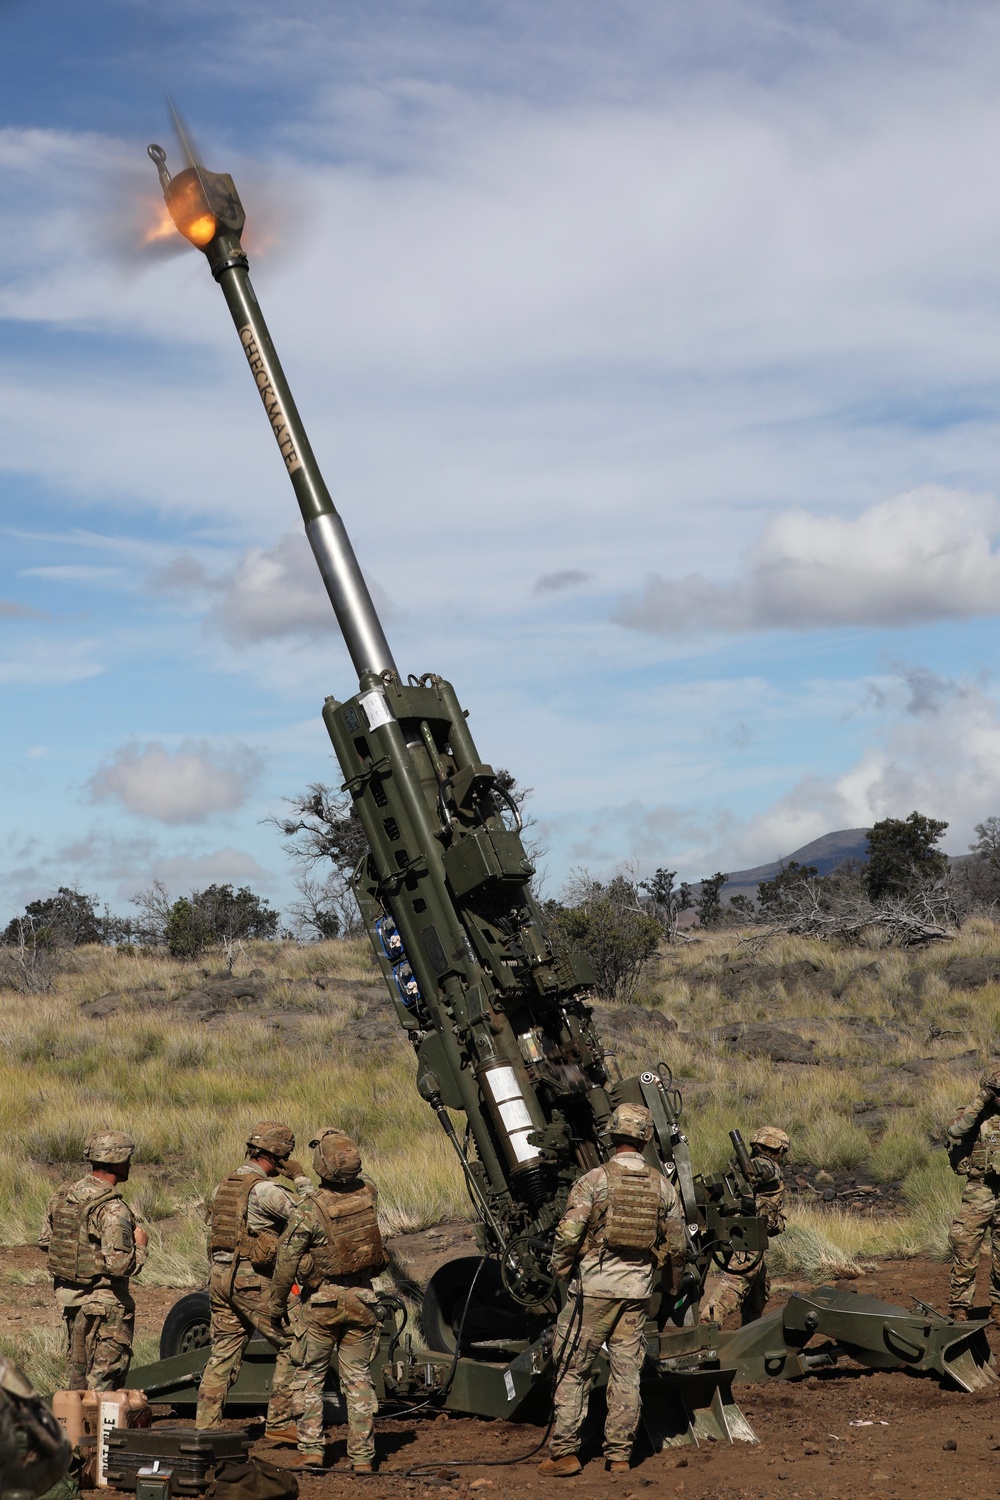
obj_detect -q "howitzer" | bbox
[126,120,994,1432]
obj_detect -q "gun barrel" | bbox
[147,132,396,683]
[730,1127,753,1179]
[216,266,397,680]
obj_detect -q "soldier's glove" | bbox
[673,1267,702,1312]
[283,1159,306,1180]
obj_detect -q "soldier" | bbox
[0,1355,72,1498]
[538,1103,683,1478]
[268,1129,389,1475]
[196,1121,313,1435]
[946,1067,1000,1323]
[39,1130,148,1390]
[702,1126,789,1326]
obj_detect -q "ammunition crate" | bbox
[105,1427,250,1494]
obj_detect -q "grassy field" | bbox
[0,922,995,1304]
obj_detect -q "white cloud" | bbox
[20,565,120,581]
[616,488,1000,634]
[88,740,264,824]
[708,668,1000,867]
[534,569,593,594]
[152,530,393,646]
[0,637,103,685]
[208,532,335,644]
[151,847,269,893]
[0,599,45,619]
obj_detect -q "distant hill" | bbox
[718,827,871,906]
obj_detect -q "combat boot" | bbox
[537,1455,582,1477]
[606,1460,630,1473]
[352,1464,375,1476]
[276,1452,324,1470]
[263,1425,298,1446]
[949,1307,970,1322]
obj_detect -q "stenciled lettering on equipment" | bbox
[238,326,302,474]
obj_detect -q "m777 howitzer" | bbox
[127,123,995,1435]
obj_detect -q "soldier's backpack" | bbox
[205,1458,299,1500]
[601,1158,661,1254]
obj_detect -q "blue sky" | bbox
[5,1,1000,922]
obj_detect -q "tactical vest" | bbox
[306,1183,386,1282]
[208,1171,264,1260]
[969,1121,1000,1177]
[601,1158,661,1254]
[46,1183,120,1283]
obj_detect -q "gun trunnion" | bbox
[127,129,994,1436]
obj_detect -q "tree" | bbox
[285,874,342,942]
[1,887,102,948]
[128,882,174,946]
[756,861,819,920]
[638,868,693,942]
[163,884,279,959]
[550,872,662,1004]
[864,812,948,902]
[970,817,1000,868]
[267,783,369,938]
[270,769,539,939]
[696,872,728,929]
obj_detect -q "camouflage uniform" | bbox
[269,1130,388,1471]
[39,1134,146,1392]
[702,1127,788,1327]
[546,1106,683,1469]
[196,1129,314,1431]
[946,1075,1000,1318]
[0,1354,72,1498]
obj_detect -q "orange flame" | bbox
[141,201,178,246]
[168,174,217,247]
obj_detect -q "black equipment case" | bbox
[105,1427,251,1494]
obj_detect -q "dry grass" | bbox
[0,939,471,1287]
[4,924,1000,1293]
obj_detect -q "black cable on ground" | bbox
[399,1286,586,1477]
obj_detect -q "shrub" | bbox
[549,874,662,1003]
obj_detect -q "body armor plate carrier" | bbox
[209,1171,270,1265]
[46,1185,120,1283]
[969,1122,1000,1176]
[601,1158,661,1254]
[307,1183,386,1282]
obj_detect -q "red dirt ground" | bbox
[265,1258,1000,1500]
[12,1241,1000,1498]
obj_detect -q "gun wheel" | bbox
[421,1255,535,1356]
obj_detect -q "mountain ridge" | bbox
[720,827,871,900]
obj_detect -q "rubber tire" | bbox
[421,1255,531,1356]
[159,1289,212,1359]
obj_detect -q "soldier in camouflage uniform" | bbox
[39,1130,148,1390]
[946,1067,1000,1323]
[0,1354,71,1498]
[538,1103,683,1478]
[702,1126,789,1326]
[268,1129,389,1475]
[196,1121,314,1434]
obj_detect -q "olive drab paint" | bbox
[140,129,794,1438]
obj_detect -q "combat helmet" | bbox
[981,1066,1000,1094]
[607,1103,653,1146]
[750,1126,790,1154]
[310,1128,362,1182]
[246,1121,295,1161]
[84,1130,135,1166]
